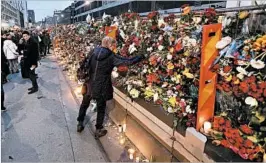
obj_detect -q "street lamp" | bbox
[61,14,64,17]
[85,1,90,5]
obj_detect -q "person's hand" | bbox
[30,65,36,70]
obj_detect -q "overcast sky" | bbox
[27,0,74,22]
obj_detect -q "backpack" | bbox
[77,49,94,82]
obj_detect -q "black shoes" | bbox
[95,128,107,139]
[28,88,38,94]
[77,121,84,133]
[1,107,7,112]
[28,87,33,91]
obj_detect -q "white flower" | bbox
[167,90,173,96]
[236,60,248,66]
[158,45,164,51]
[236,66,248,75]
[188,39,197,47]
[127,84,132,92]
[153,93,159,102]
[147,47,153,52]
[167,107,176,113]
[123,26,127,30]
[142,68,147,74]
[129,43,137,54]
[129,89,140,98]
[216,36,232,49]
[111,71,119,78]
[250,59,265,69]
[162,83,168,88]
[158,35,163,41]
[167,54,173,60]
[245,97,258,107]
[185,105,192,113]
[237,73,244,80]
[113,67,118,71]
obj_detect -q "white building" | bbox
[1,0,28,28]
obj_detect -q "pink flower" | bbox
[179,99,186,108]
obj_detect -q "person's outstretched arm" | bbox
[112,53,143,66]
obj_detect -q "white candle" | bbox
[129,153,134,160]
[123,124,127,132]
[263,153,266,163]
[136,157,140,162]
[128,148,135,159]
[119,137,125,145]
[118,125,123,133]
[203,121,212,134]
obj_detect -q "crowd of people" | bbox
[1,28,52,111]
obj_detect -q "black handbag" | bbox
[81,49,102,96]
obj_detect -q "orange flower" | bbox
[218,117,225,125]
[223,66,232,73]
[236,137,244,144]
[221,139,230,148]
[239,82,249,93]
[146,73,160,84]
[149,55,158,66]
[240,125,254,135]
[244,139,254,148]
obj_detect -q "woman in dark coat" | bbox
[77,36,143,138]
[1,32,10,83]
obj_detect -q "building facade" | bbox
[1,0,21,26]
[73,0,226,23]
[28,10,35,23]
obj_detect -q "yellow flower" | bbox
[168,97,176,107]
[239,11,249,19]
[167,62,174,70]
[182,68,194,79]
[225,75,232,82]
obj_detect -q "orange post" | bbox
[196,24,222,131]
[105,26,118,39]
[105,26,118,53]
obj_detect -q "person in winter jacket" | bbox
[77,36,143,138]
[22,31,39,94]
[3,34,19,74]
[42,31,50,56]
[1,32,10,83]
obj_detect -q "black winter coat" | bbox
[1,38,10,75]
[90,47,141,100]
[23,37,39,68]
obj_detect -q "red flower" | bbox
[250,83,257,92]
[151,25,158,31]
[264,89,266,97]
[118,65,128,72]
[221,139,230,148]
[258,81,266,89]
[244,139,254,148]
[218,117,225,125]
[147,11,158,19]
[223,66,232,73]
[225,120,231,128]
[146,73,160,83]
[239,82,249,93]
[212,64,220,71]
[149,55,158,66]
[236,137,244,144]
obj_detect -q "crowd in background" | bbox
[1,28,52,111]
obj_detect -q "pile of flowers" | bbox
[208,12,266,161]
[53,7,266,161]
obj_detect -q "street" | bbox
[1,54,107,162]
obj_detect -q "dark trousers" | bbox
[77,94,92,122]
[29,69,38,89]
[77,94,106,130]
[47,44,51,54]
[1,84,4,109]
[43,45,48,56]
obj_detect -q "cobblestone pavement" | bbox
[1,55,106,162]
